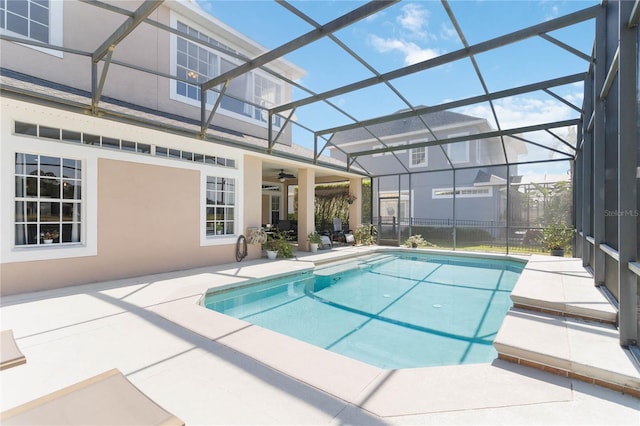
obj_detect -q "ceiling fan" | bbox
[277,169,295,182]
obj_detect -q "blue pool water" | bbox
[204,251,525,369]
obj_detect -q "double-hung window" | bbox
[410,146,427,167]
[176,21,218,102]
[205,176,235,236]
[15,153,82,246]
[174,21,282,127]
[1,0,49,42]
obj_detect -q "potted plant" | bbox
[246,228,267,245]
[215,222,223,235]
[307,232,322,253]
[263,230,295,259]
[540,222,574,256]
[345,193,357,205]
[42,230,59,244]
[264,234,279,259]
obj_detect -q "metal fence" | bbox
[374,216,552,254]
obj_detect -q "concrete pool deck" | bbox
[1,247,638,424]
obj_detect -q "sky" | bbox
[194,0,598,176]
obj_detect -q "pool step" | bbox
[314,253,396,277]
[509,255,617,324]
[494,255,639,397]
[494,308,640,398]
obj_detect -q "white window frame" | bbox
[205,175,236,238]
[0,0,63,57]
[2,132,97,263]
[409,145,427,167]
[169,13,282,129]
[201,169,243,246]
[432,186,493,199]
[14,152,83,247]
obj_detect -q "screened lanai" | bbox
[0,1,637,346]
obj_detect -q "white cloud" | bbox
[397,3,430,39]
[545,4,560,21]
[366,3,445,65]
[369,34,440,65]
[461,97,580,163]
[565,91,584,105]
[460,96,576,130]
[440,23,458,41]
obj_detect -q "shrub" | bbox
[403,234,435,248]
[307,232,322,244]
[264,229,295,258]
[354,224,376,246]
[540,222,574,250]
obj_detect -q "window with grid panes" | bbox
[205,176,235,236]
[410,146,427,167]
[14,153,82,246]
[174,21,283,127]
[1,0,49,43]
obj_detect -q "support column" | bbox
[617,0,638,346]
[452,170,457,250]
[506,166,511,255]
[243,156,264,259]
[574,147,583,259]
[582,72,594,268]
[298,168,315,251]
[592,7,607,285]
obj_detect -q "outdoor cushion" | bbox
[0,330,26,371]
[0,368,184,425]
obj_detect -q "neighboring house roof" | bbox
[330,108,489,145]
[473,170,507,186]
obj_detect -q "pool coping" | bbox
[150,247,579,417]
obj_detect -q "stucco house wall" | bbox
[0,0,302,145]
[0,97,262,295]
[0,0,313,295]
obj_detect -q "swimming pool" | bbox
[203,251,525,369]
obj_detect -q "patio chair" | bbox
[276,220,297,240]
[332,218,347,243]
[0,368,184,425]
[0,330,26,371]
[319,235,332,249]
